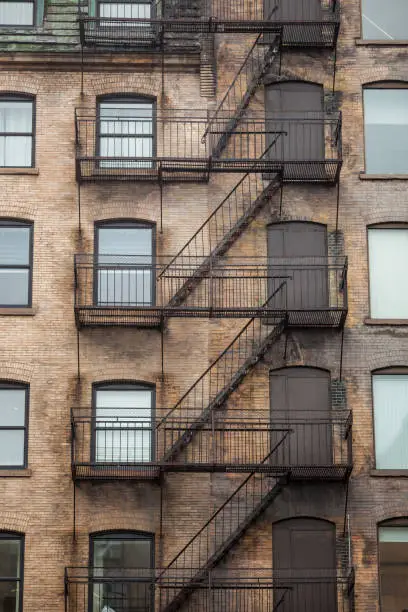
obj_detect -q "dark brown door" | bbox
[269,367,332,466]
[265,0,321,21]
[267,222,328,310]
[264,81,324,162]
[273,518,337,612]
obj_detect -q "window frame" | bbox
[378,517,408,612]
[0,0,36,27]
[89,530,155,612]
[96,94,156,168]
[367,223,408,321]
[0,531,24,612]
[363,82,408,176]
[0,94,35,168]
[91,381,156,465]
[371,368,408,471]
[0,218,33,308]
[0,381,29,469]
[93,219,156,308]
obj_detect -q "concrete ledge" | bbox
[371,469,408,477]
[0,168,39,175]
[0,307,36,316]
[0,468,32,478]
[365,318,408,326]
[360,172,408,180]
[355,38,408,46]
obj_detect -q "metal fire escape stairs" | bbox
[158,454,290,612]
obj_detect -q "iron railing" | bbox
[75,109,341,183]
[71,407,352,481]
[65,567,355,612]
[77,0,340,43]
[74,256,348,327]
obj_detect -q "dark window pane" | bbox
[0,270,29,306]
[364,89,408,174]
[0,539,21,577]
[94,537,152,571]
[379,525,408,611]
[362,0,408,40]
[0,389,26,426]
[0,581,20,612]
[0,227,30,266]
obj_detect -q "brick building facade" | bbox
[0,0,408,610]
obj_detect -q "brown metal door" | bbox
[264,81,324,162]
[267,222,328,310]
[273,518,337,612]
[269,367,332,466]
[265,0,321,21]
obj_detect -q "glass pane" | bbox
[379,528,408,612]
[373,374,408,469]
[95,389,152,462]
[0,227,30,266]
[0,431,25,466]
[97,268,152,306]
[99,2,151,18]
[0,539,20,577]
[362,0,408,40]
[93,537,152,571]
[0,1,33,24]
[0,136,32,168]
[0,101,32,133]
[364,89,408,174]
[0,270,29,306]
[0,581,19,612]
[0,389,26,426]
[368,229,408,318]
[98,226,152,260]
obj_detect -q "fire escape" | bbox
[67,1,354,610]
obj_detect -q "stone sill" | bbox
[359,172,408,180]
[371,469,408,477]
[0,468,32,477]
[365,318,408,326]
[0,307,36,316]
[355,38,408,46]
[0,167,39,175]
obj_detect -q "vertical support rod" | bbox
[77,329,81,382]
[279,181,283,217]
[80,45,84,98]
[73,482,77,541]
[160,179,163,234]
[335,179,340,235]
[332,44,337,93]
[339,325,345,381]
[343,477,349,537]
[161,321,165,381]
[161,26,165,102]
[77,182,82,235]
[283,329,288,361]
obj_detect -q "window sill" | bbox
[371,469,408,477]
[0,307,36,316]
[365,318,408,326]
[360,172,408,180]
[0,468,32,478]
[355,38,408,46]
[0,168,38,175]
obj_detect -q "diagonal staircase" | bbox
[159,170,281,309]
[159,309,286,463]
[204,30,282,159]
[159,460,290,612]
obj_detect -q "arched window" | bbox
[92,381,155,464]
[367,223,408,319]
[372,368,408,470]
[94,219,155,307]
[363,82,408,174]
[97,94,155,170]
[0,381,29,468]
[0,531,24,612]
[90,531,154,611]
[0,219,33,307]
[378,518,408,611]
[361,0,408,41]
[0,94,34,167]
